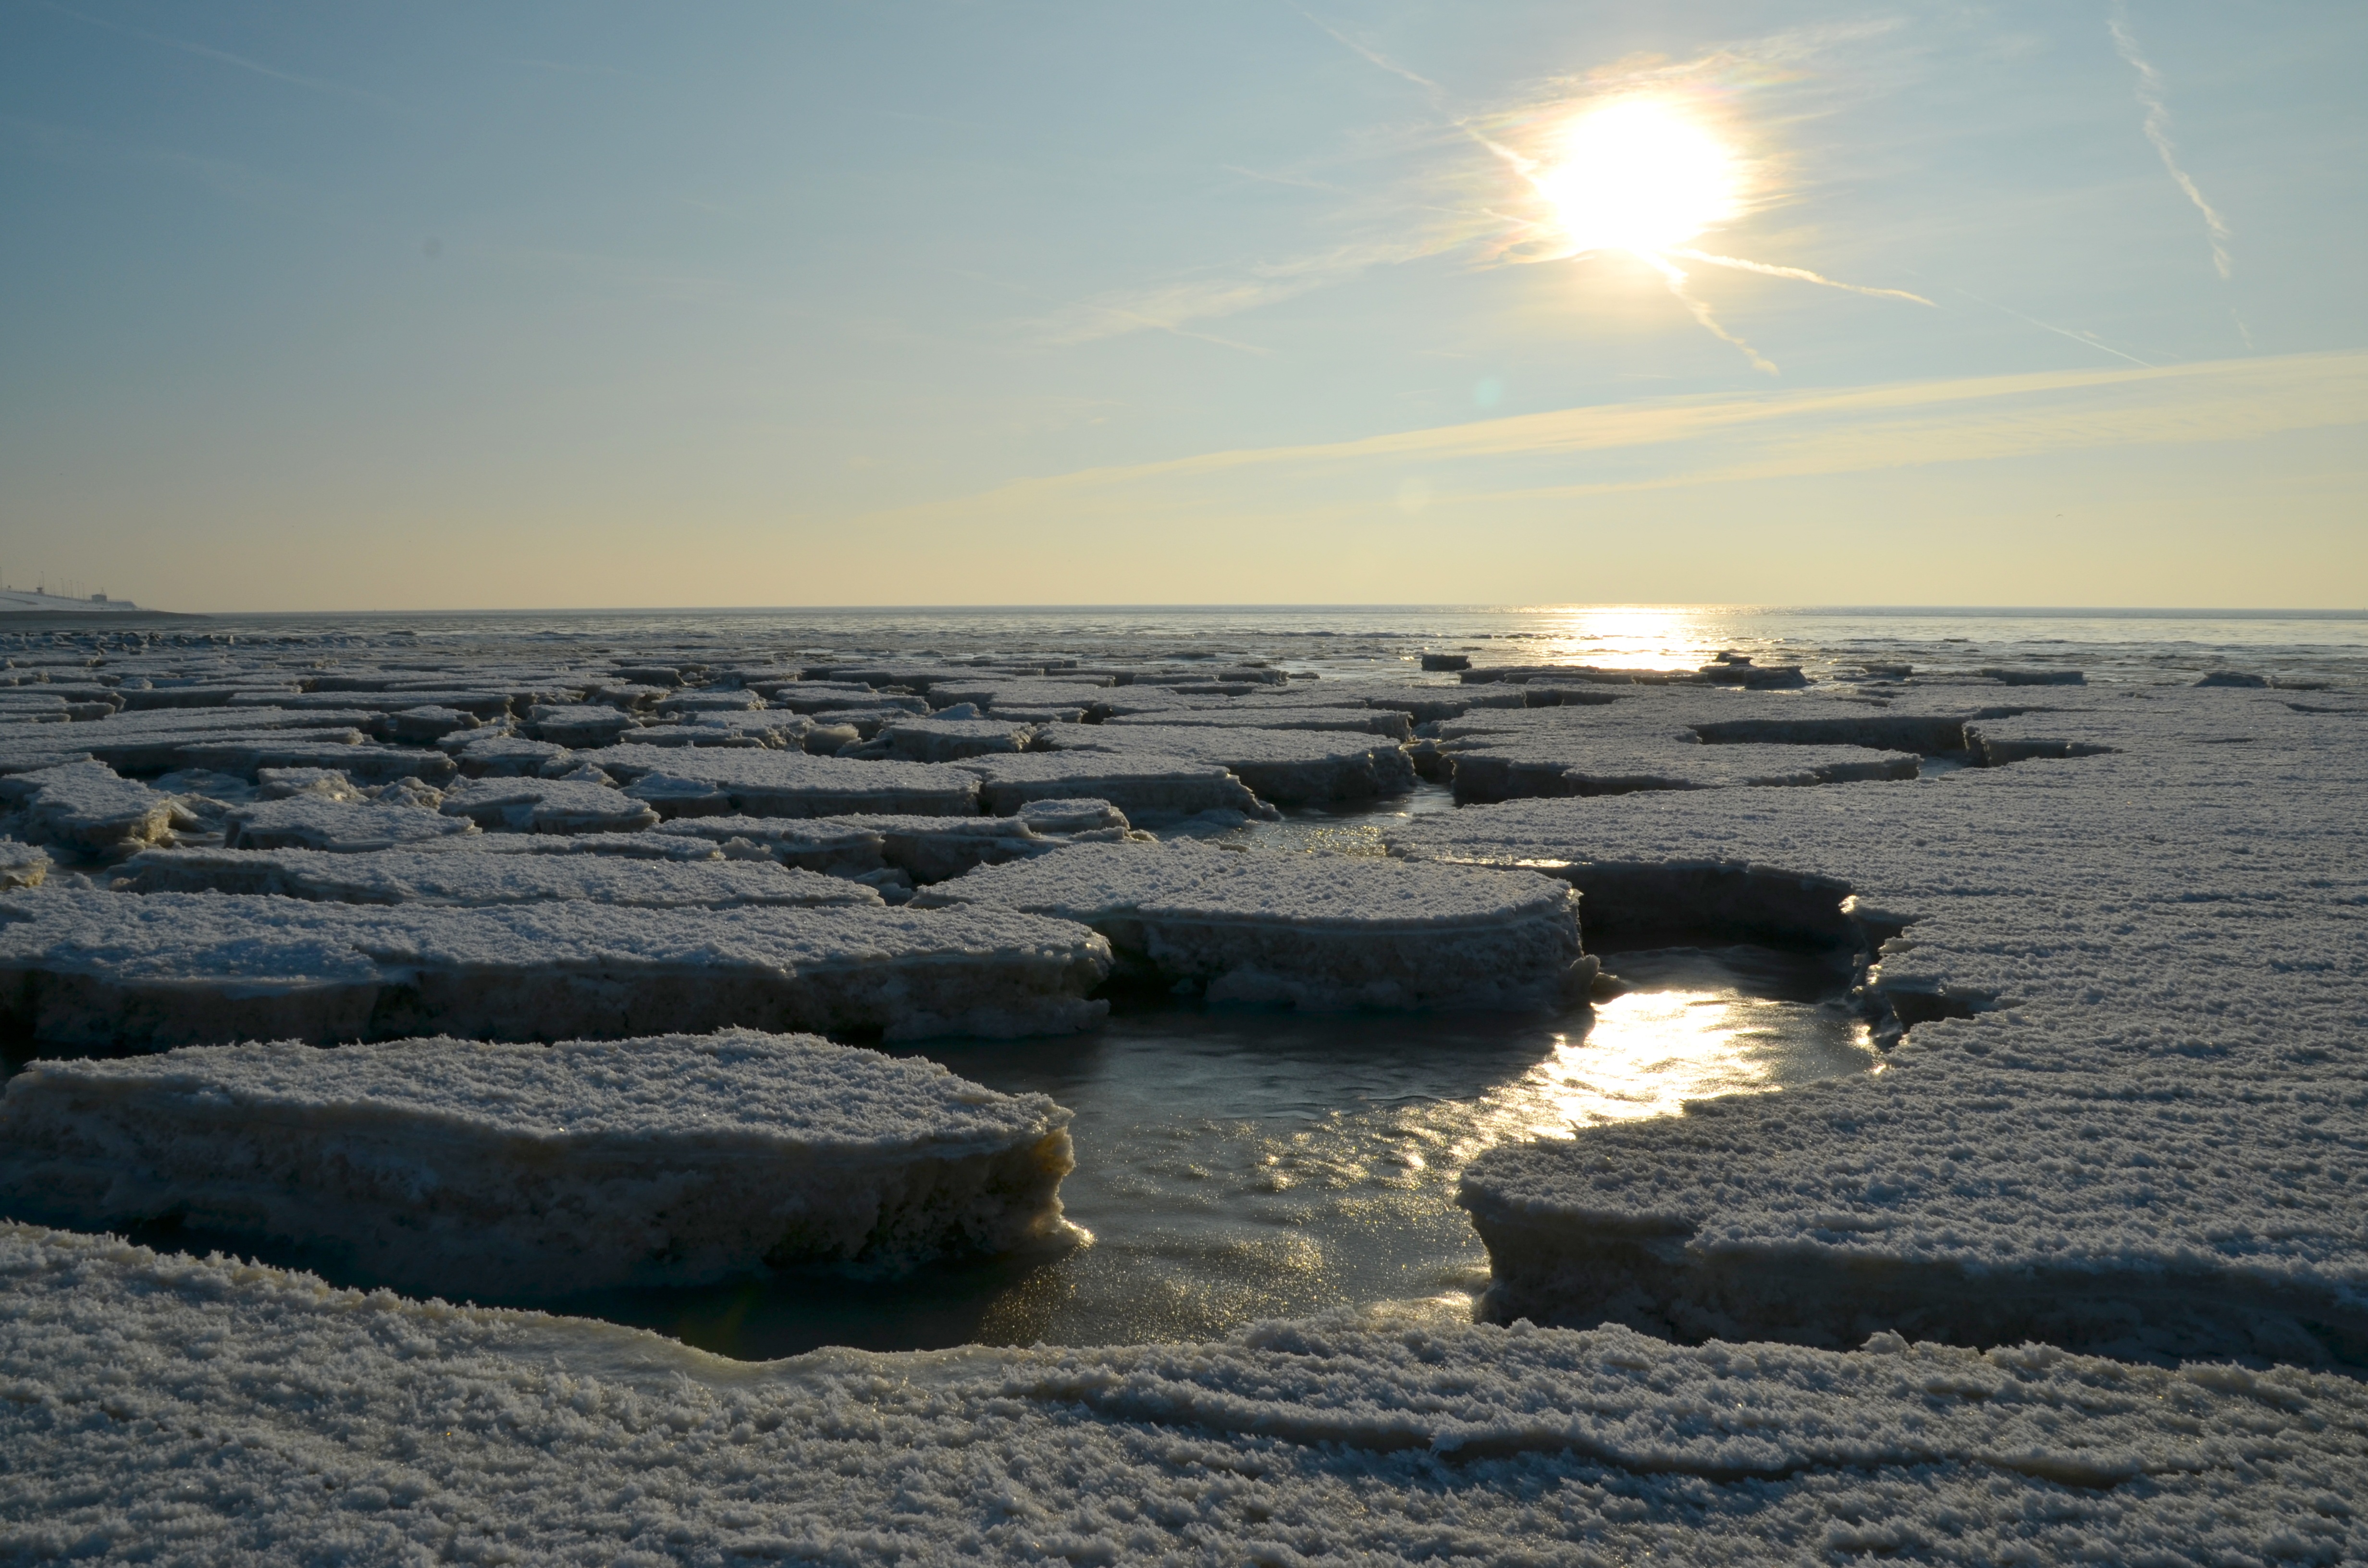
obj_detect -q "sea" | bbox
[25,604,2367,1356]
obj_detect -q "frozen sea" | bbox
[21,601,2356,1356]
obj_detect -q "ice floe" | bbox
[955,750,1271,821]
[596,745,982,818]
[0,1030,1074,1296]
[111,845,881,907]
[917,840,1589,1009]
[1045,723,1417,804]
[1389,686,2368,1366]
[0,887,1112,1045]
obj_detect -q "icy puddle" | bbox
[564,943,1876,1359]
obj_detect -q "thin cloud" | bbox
[854,352,2368,531]
[1291,7,1440,92]
[1667,249,1934,307]
[41,1,402,110]
[2108,1,2233,279]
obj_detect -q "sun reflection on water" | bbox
[1519,604,1727,671]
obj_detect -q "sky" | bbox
[2,0,2363,612]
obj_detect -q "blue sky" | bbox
[3,1,2363,609]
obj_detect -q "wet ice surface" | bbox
[557,942,1871,1359]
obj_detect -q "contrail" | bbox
[1291,6,1439,91]
[1643,254,1778,374]
[1948,283,2155,368]
[2108,1,2232,279]
[1666,249,1934,306]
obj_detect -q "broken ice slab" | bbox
[1041,724,1416,805]
[0,760,194,857]
[1103,707,1416,742]
[443,731,578,776]
[0,842,51,890]
[654,814,888,876]
[222,795,482,852]
[0,708,386,777]
[525,704,643,746]
[384,705,480,744]
[0,887,1112,1047]
[1443,740,1918,803]
[871,717,1037,761]
[915,840,1588,1009]
[0,1029,1076,1297]
[954,751,1270,821]
[597,745,982,819]
[439,777,662,835]
[111,845,882,908]
[171,738,460,786]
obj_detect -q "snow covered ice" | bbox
[3,1224,2365,1564]
[0,887,1111,1045]
[0,1031,1077,1296]
[1390,685,2368,1367]
[111,844,882,907]
[4,613,2367,1562]
[917,839,1591,1009]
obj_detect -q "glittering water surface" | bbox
[571,944,1872,1360]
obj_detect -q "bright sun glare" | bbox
[1535,98,1739,256]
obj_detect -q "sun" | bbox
[1532,98,1741,257]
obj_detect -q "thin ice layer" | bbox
[1386,686,2368,1366]
[917,840,1586,1009]
[3,1226,2362,1564]
[110,845,881,907]
[0,1031,1074,1296]
[0,887,1111,1046]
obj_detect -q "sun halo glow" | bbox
[1534,98,1741,257]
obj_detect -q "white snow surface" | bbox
[1386,686,2368,1365]
[917,840,1589,1009]
[0,887,1112,1045]
[110,845,881,907]
[4,1223,2362,1565]
[0,1032,1075,1294]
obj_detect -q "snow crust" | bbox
[111,845,881,907]
[1387,686,2368,1365]
[956,750,1270,820]
[224,794,481,852]
[917,840,1588,1009]
[595,744,982,817]
[0,888,1113,1045]
[1046,723,1417,804]
[0,1032,1075,1295]
[3,1224,2360,1564]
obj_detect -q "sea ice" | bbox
[524,704,642,747]
[111,845,881,907]
[1388,687,2368,1365]
[956,750,1272,821]
[0,887,1111,1045]
[916,840,1589,1008]
[223,795,481,853]
[0,1030,1074,1296]
[1043,723,1417,804]
[438,776,662,835]
[0,760,193,857]
[595,744,982,818]
[8,1225,2357,1564]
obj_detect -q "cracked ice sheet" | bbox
[0,1031,1073,1297]
[1385,687,2368,1366]
[109,845,881,907]
[916,840,1587,1010]
[1042,723,1417,805]
[595,744,981,817]
[2,1225,2363,1564]
[0,887,1112,1046]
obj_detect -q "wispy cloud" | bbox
[1291,6,1439,92]
[41,0,402,110]
[2108,1,2233,279]
[861,352,2368,524]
